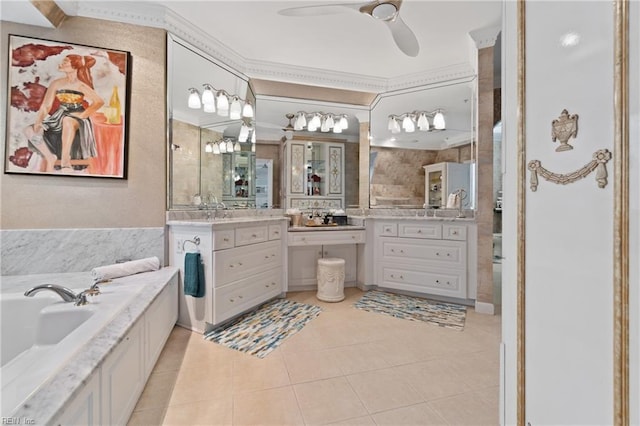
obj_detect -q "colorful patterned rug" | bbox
[353,290,467,331]
[204,298,322,358]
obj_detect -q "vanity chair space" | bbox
[168,218,287,333]
[370,218,477,301]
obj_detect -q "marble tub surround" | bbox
[0,228,164,276]
[3,267,178,424]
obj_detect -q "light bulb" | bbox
[238,123,250,142]
[320,116,330,132]
[212,143,220,154]
[242,101,254,118]
[219,141,227,153]
[188,88,201,109]
[234,141,241,152]
[333,121,342,133]
[326,114,335,129]
[201,85,215,106]
[433,111,446,130]
[203,102,215,113]
[251,143,255,152]
[251,129,256,143]
[205,142,212,153]
[226,140,235,152]
[339,115,348,129]
[402,115,415,132]
[229,96,242,119]
[294,113,305,131]
[216,91,229,116]
[417,113,430,131]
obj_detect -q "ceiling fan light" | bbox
[371,3,397,20]
[242,101,254,118]
[201,85,215,106]
[188,88,201,109]
[433,111,446,130]
[417,113,430,131]
[229,97,242,119]
[339,115,348,129]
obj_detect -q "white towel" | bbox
[91,257,161,281]
[446,193,459,209]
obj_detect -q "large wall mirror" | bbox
[369,78,477,210]
[167,35,256,210]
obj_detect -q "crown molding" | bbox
[469,26,501,49]
[74,2,478,95]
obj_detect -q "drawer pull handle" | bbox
[447,253,450,257]
[271,282,276,286]
[400,275,404,279]
[265,255,270,259]
[274,231,279,235]
[230,298,235,302]
[417,229,422,233]
[252,234,257,238]
[436,252,440,256]
[223,237,229,242]
[265,284,270,288]
[351,235,356,239]
[452,231,458,235]
[271,253,276,257]
[238,295,243,299]
[238,262,243,266]
[229,264,234,268]
[400,250,404,253]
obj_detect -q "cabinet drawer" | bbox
[443,224,467,241]
[213,240,281,287]
[288,230,365,246]
[213,229,235,250]
[378,263,466,298]
[213,267,282,324]
[268,224,282,240]
[235,225,268,246]
[380,238,466,268]
[376,222,397,237]
[398,222,442,239]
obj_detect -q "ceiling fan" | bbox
[278,0,419,57]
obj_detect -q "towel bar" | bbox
[182,236,201,251]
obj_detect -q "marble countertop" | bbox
[288,225,365,232]
[167,216,286,228]
[5,267,179,424]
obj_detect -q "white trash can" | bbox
[316,257,345,302]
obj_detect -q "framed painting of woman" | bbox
[5,35,131,178]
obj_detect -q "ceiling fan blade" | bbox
[278,3,362,17]
[385,15,419,57]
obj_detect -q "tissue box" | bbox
[332,215,348,226]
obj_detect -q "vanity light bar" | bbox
[291,112,349,133]
[188,84,254,119]
[388,110,446,133]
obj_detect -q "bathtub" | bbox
[0,269,177,421]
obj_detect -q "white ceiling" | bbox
[0,0,502,147]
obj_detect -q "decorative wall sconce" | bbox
[288,112,349,133]
[188,84,254,119]
[388,110,446,133]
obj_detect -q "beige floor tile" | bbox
[168,360,234,406]
[371,402,449,425]
[346,368,423,414]
[162,397,233,426]
[232,352,291,394]
[328,415,376,425]
[451,350,500,390]
[233,386,304,425]
[284,348,344,384]
[294,376,368,425]
[394,358,474,401]
[127,406,166,426]
[328,342,391,375]
[428,389,499,425]
[133,370,179,411]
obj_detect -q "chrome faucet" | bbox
[24,284,81,304]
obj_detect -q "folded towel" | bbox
[91,256,160,281]
[184,252,205,298]
[446,193,460,209]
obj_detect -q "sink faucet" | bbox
[24,284,88,306]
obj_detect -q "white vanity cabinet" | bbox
[168,219,287,333]
[284,140,345,210]
[287,228,365,290]
[373,219,476,300]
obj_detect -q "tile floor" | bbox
[128,288,501,425]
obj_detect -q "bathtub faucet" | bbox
[24,284,89,306]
